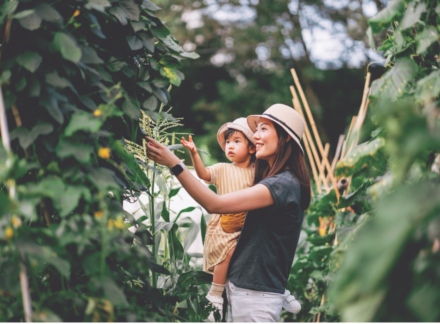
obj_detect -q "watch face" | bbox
[171,163,184,176]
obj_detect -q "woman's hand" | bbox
[145,136,181,168]
[181,135,197,155]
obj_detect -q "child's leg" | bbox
[213,247,235,284]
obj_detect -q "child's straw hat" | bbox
[247,104,305,153]
[217,117,256,151]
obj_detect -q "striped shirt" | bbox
[203,163,255,273]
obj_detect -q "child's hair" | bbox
[224,128,256,162]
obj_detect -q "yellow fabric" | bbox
[203,163,254,273]
[221,212,247,233]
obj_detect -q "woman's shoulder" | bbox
[261,170,299,187]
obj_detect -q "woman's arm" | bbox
[181,136,211,181]
[146,136,275,214]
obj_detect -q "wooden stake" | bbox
[327,134,345,183]
[291,69,340,201]
[291,87,322,192]
[317,294,326,322]
[301,123,321,194]
[318,143,330,188]
[290,88,323,193]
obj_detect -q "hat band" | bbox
[262,113,301,141]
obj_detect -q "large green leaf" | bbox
[122,96,141,119]
[53,32,82,63]
[142,0,162,11]
[138,33,155,52]
[369,0,404,33]
[416,26,439,54]
[183,219,199,252]
[370,58,417,100]
[10,121,53,149]
[16,51,43,73]
[415,70,440,101]
[111,139,151,188]
[57,138,93,163]
[18,11,42,30]
[160,67,181,86]
[336,138,386,178]
[398,1,426,30]
[85,0,111,12]
[65,112,102,136]
[45,71,72,88]
[126,35,143,50]
[35,3,63,24]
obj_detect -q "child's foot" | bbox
[283,290,301,313]
[206,294,223,322]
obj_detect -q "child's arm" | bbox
[181,136,211,182]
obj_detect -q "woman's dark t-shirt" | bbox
[227,170,305,294]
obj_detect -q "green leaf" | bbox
[10,121,53,150]
[111,139,151,188]
[336,138,386,178]
[0,1,18,23]
[126,35,143,50]
[57,138,93,163]
[131,21,146,32]
[45,70,72,88]
[85,0,111,12]
[53,32,82,63]
[161,201,170,222]
[109,6,129,25]
[35,3,63,24]
[415,70,440,101]
[88,168,119,190]
[179,51,200,59]
[168,187,182,198]
[151,24,171,38]
[0,70,11,84]
[183,219,199,252]
[122,96,141,119]
[174,206,196,223]
[367,27,375,50]
[208,184,217,193]
[200,214,207,245]
[369,0,404,34]
[137,82,152,93]
[370,58,418,100]
[142,0,162,11]
[159,57,183,69]
[13,10,35,19]
[398,1,426,30]
[80,46,104,64]
[143,96,158,111]
[40,96,64,124]
[65,112,102,136]
[119,0,140,21]
[416,26,439,54]
[18,11,42,30]
[138,33,155,52]
[102,277,129,307]
[160,67,181,86]
[16,51,43,73]
[107,57,127,72]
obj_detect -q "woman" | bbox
[146,104,311,322]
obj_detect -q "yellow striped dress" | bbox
[203,163,255,273]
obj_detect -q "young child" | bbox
[181,118,301,320]
[181,118,256,320]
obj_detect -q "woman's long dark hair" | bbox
[253,122,311,210]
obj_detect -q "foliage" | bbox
[284,0,440,322]
[0,0,210,321]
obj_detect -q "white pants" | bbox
[225,280,284,322]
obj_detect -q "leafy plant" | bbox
[0,0,209,321]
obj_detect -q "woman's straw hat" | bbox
[247,104,305,153]
[217,117,256,151]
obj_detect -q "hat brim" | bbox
[247,115,304,153]
[217,122,256,151]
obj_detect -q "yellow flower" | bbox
[73,10,80,17]
[98,147,111,159]
[115,216,124,229]
[94,211,104,219]
[93,109,102,116]
[11,216,22,228]
[108,219,115,231]
[5,227,13,239]
[318,227,326,237]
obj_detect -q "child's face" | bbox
[225,131,255,163]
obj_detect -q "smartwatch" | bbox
[170,162,185,176]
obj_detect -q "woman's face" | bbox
[253,117,279,166]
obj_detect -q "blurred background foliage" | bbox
[153,0,386,163]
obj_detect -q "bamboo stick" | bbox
[317,294,326,322]
[327,134,345,183]
[291,89,323,193]
[318,143,329,188]
[291,69,340,200]
[301,122,321,194]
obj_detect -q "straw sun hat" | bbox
[217,117,256,151]
[247,103,305,153]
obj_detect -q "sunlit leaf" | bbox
[53,32,82,63]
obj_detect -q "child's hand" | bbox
[181,135,197,155]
